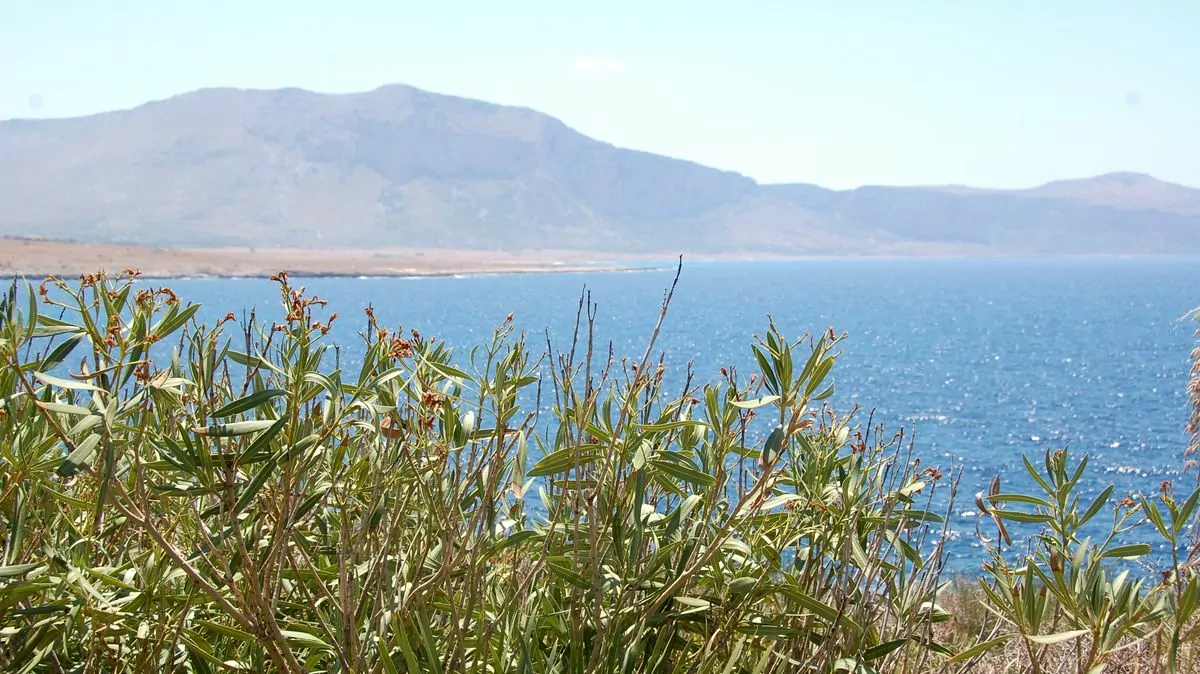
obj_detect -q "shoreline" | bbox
[0,238,657,280]
[3,237,1198,280]
[10,265,662,281]
[130,266,668,281]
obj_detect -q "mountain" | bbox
[2,84,1199,255]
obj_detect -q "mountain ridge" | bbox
[2,84,1198,255]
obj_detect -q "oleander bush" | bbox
[0,268,1198,673]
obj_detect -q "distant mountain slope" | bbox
[1021,172,1200,214]
[765,180,1200,254]
[1,84,1198,255]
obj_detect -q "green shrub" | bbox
[0,269,1196,673]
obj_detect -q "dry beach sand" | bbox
[0,237,641,278]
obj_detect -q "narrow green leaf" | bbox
[731,395,781,409]
[722,538,753,557]
[948,635,1012,664]
[728,576,760,595]
[374,636,399,674]
[546,557,590,589]
[280,629,332,651]
[56,434,101,477]
[762,425,785,465]
[210,389,287,418]
[239,417,287,462]
[152,436,198,474]
[633,420,709,433]
[36,333,85,372]
[487,530,541,557]
[896,508,945,524]
[673,596,712,610]
[24,283,37,341]
[193,420,277,437]
[152,481,214,496]
[5,488,25,564]
[863,639,908,661]
[151,303,200,341]
[233,459,277,515]
[34,371,101,392]
[1141,496,1171,539]
[812,382,836,401]
[735,619,799,638]
[10,604,70,617]
[281,433,321,462]
[33,314,84,338]
[990,493,1053,508]
[194,619,258,643]
[1026,629,1090,645]
[778,586,862,632]
[994,510,1054,524]
[650,457,716,489]
[36,401,92,416]
[426,359,471,381]
[1022,455,1055,496]
[1101,543,1152,559]
[527,444,603,477]
[228,350,286,376]
[0,563,42,578]
[759,494,804,511]
[1176,487,1200,536]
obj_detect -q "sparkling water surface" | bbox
[159,258,1200,570]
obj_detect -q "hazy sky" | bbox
[2,1,1196,189]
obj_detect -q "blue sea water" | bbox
[158,258,1200,570]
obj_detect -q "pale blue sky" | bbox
[2,1,1197,189]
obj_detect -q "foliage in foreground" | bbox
[0,269,1198,673]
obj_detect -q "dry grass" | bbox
[936,578,1200,672]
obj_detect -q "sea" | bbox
[140,258,1200,570]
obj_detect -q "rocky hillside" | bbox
[1,85,1197,255]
